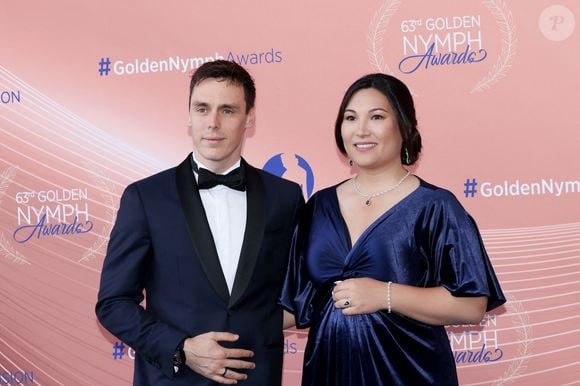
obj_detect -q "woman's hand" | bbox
[332,278,388,315]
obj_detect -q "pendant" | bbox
[365,198,372,206]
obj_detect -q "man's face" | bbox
[189,78,254,173]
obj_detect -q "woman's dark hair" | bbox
[189,60,256,113]
[334,73,422,165]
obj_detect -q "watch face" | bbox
[173,351,183,374]
[173,348,184,368]
[173,339,187,373]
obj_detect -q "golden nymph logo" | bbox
[368,0,517,93]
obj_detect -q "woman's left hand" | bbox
[332,278,388,315]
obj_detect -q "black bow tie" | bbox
[191,158,246,191]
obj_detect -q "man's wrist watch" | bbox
[173,340,186,374]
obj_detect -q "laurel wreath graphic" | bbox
[471,0,518,93]
[0,166,30,265]
[78,163,117,263]
[0,232,31,265]
[0,233,30,265]
[367,0,517,92]
[367,0,401,74]
[0,166,16,205]
[491,292,532,385]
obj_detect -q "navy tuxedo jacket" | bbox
[96,154,304,385]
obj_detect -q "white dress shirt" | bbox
[192,154,247,294]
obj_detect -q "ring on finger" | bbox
[343,298,351,307]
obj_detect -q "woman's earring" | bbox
[404,148,410,165]
[349,159,354,167]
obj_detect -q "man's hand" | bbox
[183,331,255,384]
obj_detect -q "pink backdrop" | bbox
[1,1,579,384]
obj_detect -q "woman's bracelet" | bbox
[387,281,392,313]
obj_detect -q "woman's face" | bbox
[341,88,403,171]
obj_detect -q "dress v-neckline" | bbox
[332,179,422,257]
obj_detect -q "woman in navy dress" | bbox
[280,74,505,386]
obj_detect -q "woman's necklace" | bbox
[352,171,411,206]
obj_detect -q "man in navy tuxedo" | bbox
[96,60,304,385]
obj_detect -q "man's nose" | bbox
[207,111,220,129]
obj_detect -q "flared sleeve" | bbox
[421,190,506,311]
[279,200,317,328]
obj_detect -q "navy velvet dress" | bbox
[280,179,505,386]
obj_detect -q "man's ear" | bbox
[245,108,255,129]
[186,115,192,136]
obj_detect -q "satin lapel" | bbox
[175,154,230,302]
[229,161,266,307]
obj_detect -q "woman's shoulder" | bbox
[415,177,463,208]
[308,180,349,201]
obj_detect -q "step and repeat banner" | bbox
[1,1,579,385]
